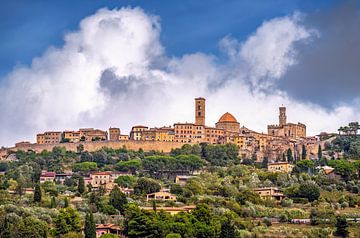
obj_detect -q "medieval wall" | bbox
[9,140,186,154]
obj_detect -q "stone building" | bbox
[215,112,240,133]
[36,131,62,144]
[63,131,81,142]
[79,128,108,142]
[267,106,306,139]
[109,127,121,141]
[130,125,148,140]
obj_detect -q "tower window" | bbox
[198,112,201,116]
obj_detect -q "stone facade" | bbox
[267,106,306,139]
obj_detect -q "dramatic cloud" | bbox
[1,6,360,146]
[278,2,360,108]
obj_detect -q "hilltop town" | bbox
[4,97,320,162]
[1,98,360,238]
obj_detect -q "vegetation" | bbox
[0,138,359,237]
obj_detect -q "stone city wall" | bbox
[9,140,186,154]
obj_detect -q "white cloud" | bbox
[0,8,359,146]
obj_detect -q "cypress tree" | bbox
[286,148,293,163]
[317,144,322,159]
[64,197,69,208]
[84,212,96,238]
[78,177,85,194]
[51,196,56,208]
[34,183,42,203]
[301,144,307,160]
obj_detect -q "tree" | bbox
[301,144,307,160]
[220,218,236,238]
[84,212,96,238]
[34,183,42,203]
[54,208,81,236]
[64,197,69,208]
[51,196,57,208]
[73,162,98,174]
[334,216,349,237]
[100,234,118,238]
[287,148,293,163]
[109,185,128,214]
[317,144,322,159]
[298,182,320,202]
[115,175,136,188]
[78,177,85,194]
[116,160,141,174]
[296,159,315,174]
[134,178,161,195]
[77,144,84,153]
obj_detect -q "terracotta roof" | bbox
[218,112,238,123]
[41,172,56,177]
[91,172,111,175]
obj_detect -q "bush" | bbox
[280,199,293,207]
[263,217,272,227]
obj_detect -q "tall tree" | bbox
[286,148,293,163]
[34,183,42,203]
[109,185,128,214]
[334,216,349,237]
[301,144,307,160]
[317,144,322,160]
[51,196,57,208]
[64,197,69,208]
[84,212,96,238]
[78,177,85,194]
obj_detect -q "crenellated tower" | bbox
[279,106,287,126]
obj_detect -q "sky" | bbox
[0,0,359,146]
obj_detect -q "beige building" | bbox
[215,112,240,133]
[63,131,81,143]
[141,127,175,142]
[268,106,306,139]
[268,162,294,173]
[146,191,177,201]
[130,125,148,140]
[253,187,286,201]
[79,128,108,142]
[90,172,112,189]
[109,127,121,141]
[36,131,62,144]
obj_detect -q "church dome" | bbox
[218,112,238,123]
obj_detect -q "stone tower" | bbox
[195,97,206,125]
[279,106,287,126]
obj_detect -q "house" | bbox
[253,187,286,201]
[40,171,56,183]
[175,175,194,186]
[54,173,72,184]
[267,162,294,173]
[146,191,176,201]
[90,172,112,189]
[120,188,134,196]
[316,165,334,175]
[95,224,124,238]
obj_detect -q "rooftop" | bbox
[218,112,238,123]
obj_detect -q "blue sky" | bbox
[0,0,338,78]
[2,0,360,146]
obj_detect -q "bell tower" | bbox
[279,106,287,126]
[195,97,206,125]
